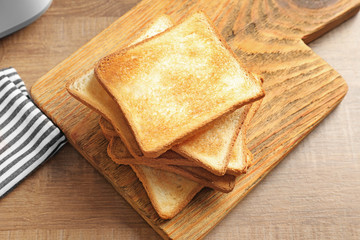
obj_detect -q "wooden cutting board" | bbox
[30,0,360,239]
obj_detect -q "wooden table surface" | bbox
[0,0,359,239]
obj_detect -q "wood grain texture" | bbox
[1,0,360,239]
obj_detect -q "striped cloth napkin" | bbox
[0,67,66,197]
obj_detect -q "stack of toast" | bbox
[67,11,264,219]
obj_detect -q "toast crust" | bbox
[107,137,199,166]
[226,99,263,175]
[226,128,248,175]
[99,116,118,138]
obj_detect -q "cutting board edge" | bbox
[302,3,360,43]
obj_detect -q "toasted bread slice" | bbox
[131,165,203,219]
[95,11,265,158]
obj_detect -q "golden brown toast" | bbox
[131,165,203,219]
[95,11,264,158]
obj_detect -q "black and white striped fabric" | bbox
[0,67,66,197]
